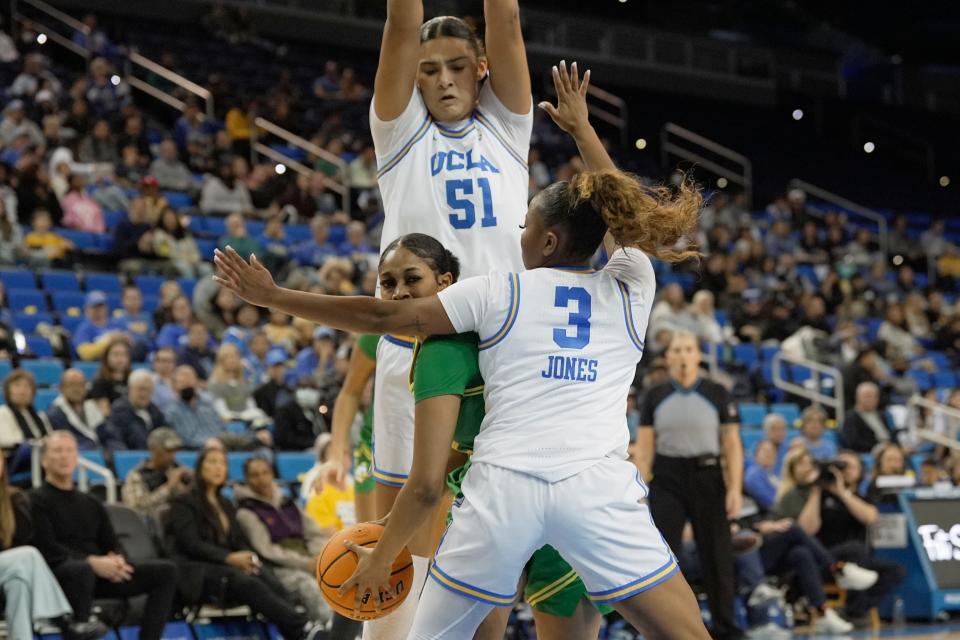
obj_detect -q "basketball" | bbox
[316,522,414,621]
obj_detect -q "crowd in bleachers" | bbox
[0,8,955,637]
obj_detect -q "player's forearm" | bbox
[572,123,616,173]
[269,287,441,336]
[370,480,445,563]
[484,0,520,25]
[386,0,423,30]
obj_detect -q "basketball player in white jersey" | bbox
[324,2,532,636]
[213,65,708,639]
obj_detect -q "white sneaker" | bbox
[835,562,879,590]
[747,583,783,607]
[815,608,854,634]
[745,622,792,639]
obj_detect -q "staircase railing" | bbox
[771,351,845,423]
[31,446,118,504]
[788,178,888,255]
[126,50,215,120]
[907,394,960,453]
[11,0,91,61]
[586,84,628,148]
[251,117,351,216]
[661,122,753,206]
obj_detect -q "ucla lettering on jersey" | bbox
[370,82,531,279]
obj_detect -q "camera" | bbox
[816,458,848,485]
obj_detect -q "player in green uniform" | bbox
[328,333,379,524]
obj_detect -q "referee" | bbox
[636,331,744,640]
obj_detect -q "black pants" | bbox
[650,455,739,639]
[759,524,833,609]
[202,566,308,639]
[53,559,178,640]
[828,540,906,617]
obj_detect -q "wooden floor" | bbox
[791,621,960,638]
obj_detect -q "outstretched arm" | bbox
[373,0,424,121]
[540,60,618,254]
[484,0,532,114]
[213,247,455,336]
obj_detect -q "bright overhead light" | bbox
[275,164,287,175]
[892,255,904,266]
[792,109,803,121]
[716,177,728,188]
[863,141,875,154]
[110,75,121,86]
[940,176,950,188]
[635,138,647,150]
[36,33,47,45]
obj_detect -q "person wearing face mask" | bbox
[273,376,327,451]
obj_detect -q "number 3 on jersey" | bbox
[446,178,496,229]
[553,286,591,348]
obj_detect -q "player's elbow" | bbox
[408,479,444,508]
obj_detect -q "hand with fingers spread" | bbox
[212,247,278,308]
[538,60,591,136]
[338,541,395,615]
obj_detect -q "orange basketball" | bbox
[316,522,414,621]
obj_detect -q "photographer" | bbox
[122,428,192,519]
[774,448,905,625]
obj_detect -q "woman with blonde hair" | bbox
[208,343,270,429]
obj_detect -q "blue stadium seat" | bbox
[770,402,801,427]
[41,271,80,292]
[74,361,100,380]
[329,225,346,245]
[908,369,932,392]
[133,275,166,297]
[34,388,57,411]
[8,289,47,313]
[175,451,198,471]
[740,430,765,456]
[228,452,253,482]
[113,451,149,480]
[739,403,767,429]
[21,358,63,386]
[286,224,311,243]
[59,315,83,334]
[81,450,106,468]
[932,371,956,389]
[0,360,11,380]
[85,273,123,294]
[225,420,248,434]
[13,312,53,333]
[197,239,216,261]
[910,454,927,473]
[178,278,197,300]
[26,335,54,358]
[52,292,87,317]
[57,229,98,250]
[162,191,193,210]
[732,344,758,369]
[927,352,951,371]
[106,294,123,313]
[0,269,36,290]
[714,310,728,327]
[104,210,127,228]
[247,221,265,237]
[199,217,226,236]
[760,345,780,362]
[142,295,160,313]
[276,452,315,482]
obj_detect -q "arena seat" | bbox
[276,452,315,482]
[739,402,767,429]
[21,359,63,386]
[770,403,801,427]
[41,270,80,292]
[932,371,956,389]
[175,451,198,471]
[74,361,100,381]
[8,289,47,312]
[0,269,36,290]
[0,361,11,380]
[228,452,253,482]
[34,388,57,411]
[14,312,53,333]
[51,292,87,316]
[85,272,123,294]
[133,275,166,297]
[26,335,54,358]
[113,451,149,480]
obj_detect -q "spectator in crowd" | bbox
[200,164,253,215]
[765,220,797,258]
[61,174,105,234]
[149,139,194,193]
[88,338,132,416]
[10,53,62,101]
[761,413,788,471]
[254,215,290,273]
[72,291,122,361]
[842,347,887,411]
[116,114,150,159]
[207,343,271,429]
[277,173,319,220]
[790,406,837,461]
[165,448,326,639]
[172,101,213,156]
[689,290,724,344]
[294,326,337,384]
[866,443,909,502]
[153,208,205,278]
[78,119,119,165]
[153,280,184,328]
[136,176,169,226]
[47,369,104,450]
[744,440,780,512]
[347,145,377,192]
[121,427,191,519]
[164,366,222,450]
[217,212,262,259]
[177,322,217,380]
[301,433,356,528]
[85,58,130,118]
[72,15,116,57]
[24,208,73,267]
[312,61,341,98]
[31,431,177,640]
[292,216,337,268]
[155,295,193,351]
[841,382,898,453]
[253,349,293,417]
[0,214,25,264]
[264,310,298,352]
[97,369,168,451]
[0,451,108,640]
[150,347,178,411]
[222,304,260,355]
[774,449,905,627]
[114,197,162,268]
[116,144,148,187]
[110,285,155,360]
[0,369,53,448]
[878,302,924,362]
[243,331,272,384]
[918,458,942,487]
[648,283,695,336]
[338,220,373,258]
[235,457,331,624]
[0,100,44,148]
[273,374,328,451]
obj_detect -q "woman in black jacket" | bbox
[0,453,105,639]
[166,447,325,640]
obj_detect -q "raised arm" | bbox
[213,247,455,336]
[484,0,531,114]
[373,0,424,121]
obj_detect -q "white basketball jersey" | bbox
[438,248,657,482]
[371,335,416,481]
[370,81,531,278]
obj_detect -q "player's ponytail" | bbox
[420,16,485,59]
[380,233,462,282]
[569,170,702,263]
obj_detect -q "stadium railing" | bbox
[788,178,889,255]
[661,122,754,206]
[771,350,845,423]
